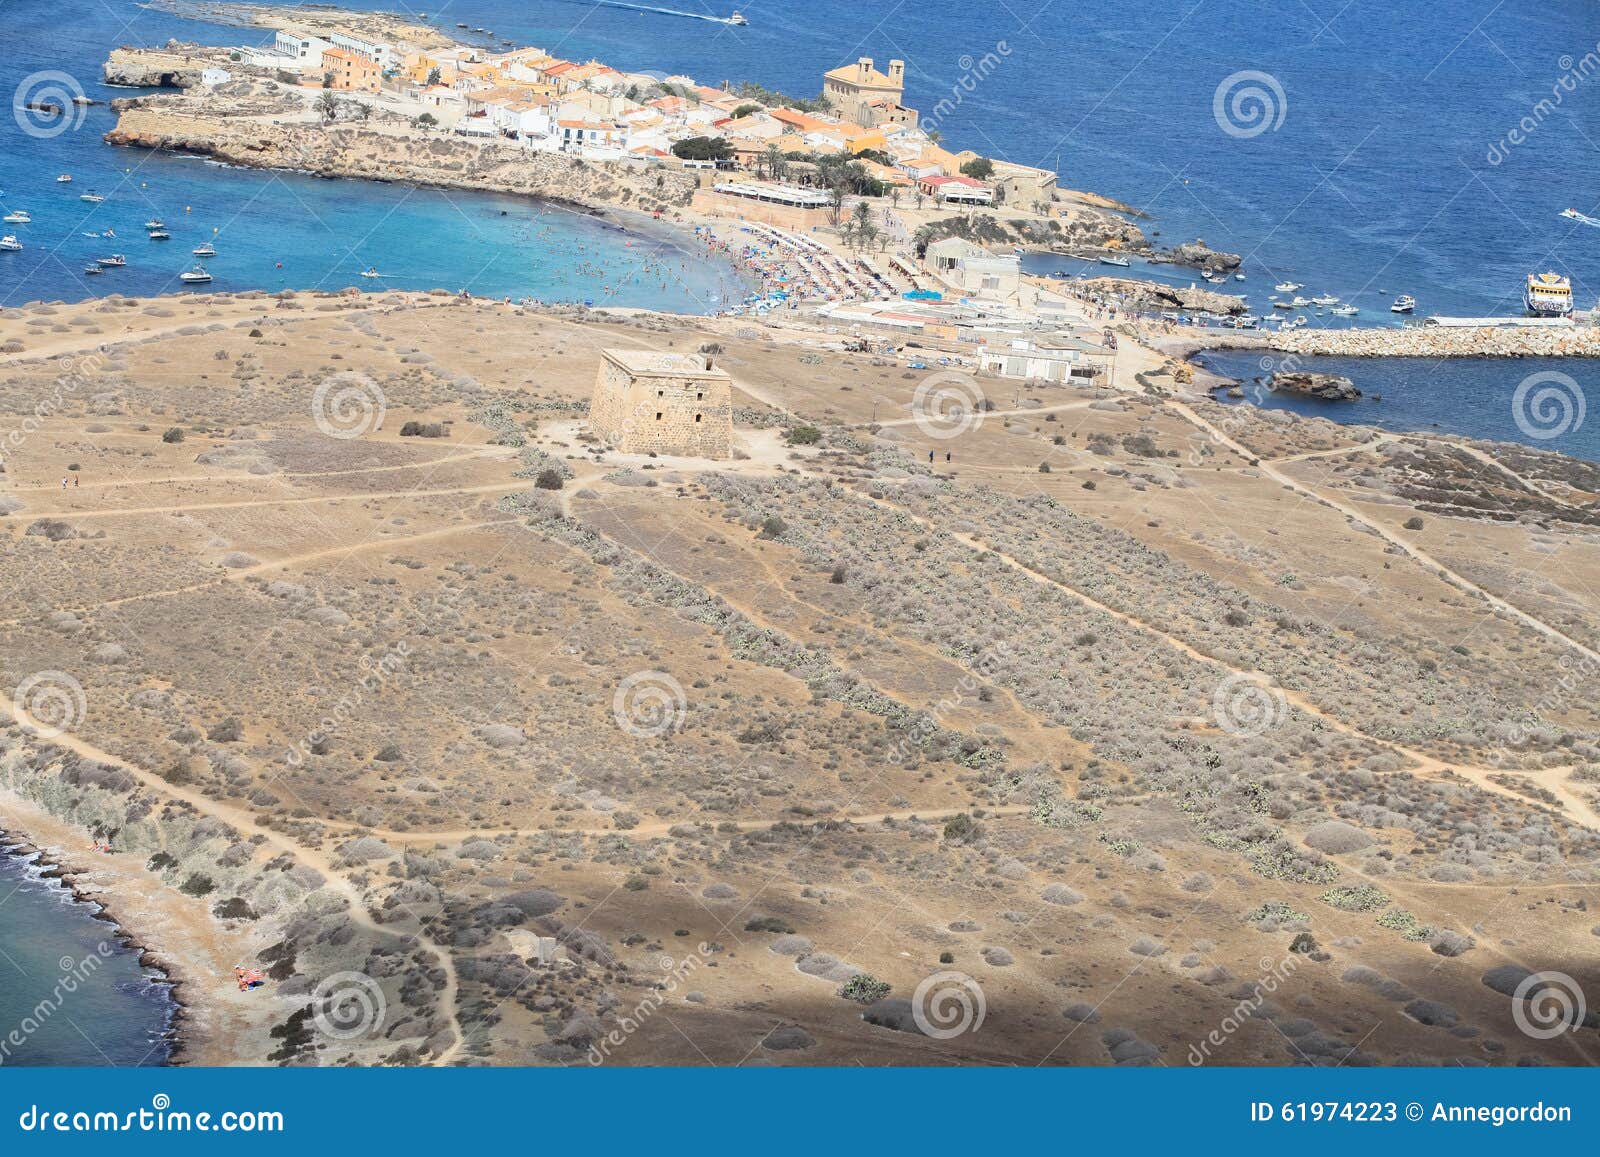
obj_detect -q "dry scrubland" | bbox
[0,289,1598,1067]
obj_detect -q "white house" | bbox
[977,337,1108,384]
[925,237,1020,301]
[329,32,398,72]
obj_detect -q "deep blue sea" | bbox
[0,849,176,1066]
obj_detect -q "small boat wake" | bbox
[549,0,746,24]
[1560,207,1600,229]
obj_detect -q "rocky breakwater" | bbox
[104,44,223,89]
[1087,276,1246,316]
[1271,323,1600,358]
[104,99,697,217]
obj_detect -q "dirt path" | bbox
[0,695,468,1065]
[26,481,523,521]
[1168,398,1600,669]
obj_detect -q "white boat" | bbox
[1330,304,1359,317]
[1391,295,1415,314]
[192,243,216,257]
[1310,294,1340,306]
[1235,314,1259,328]
[3,210,31,224]
[99,253,125,266]
[729,9,748,24]
[1560,208,1600,228]
[1272,300,1294,310]
[144,219,164,229]
[1524,271,1573,316]
[360,267,382,278]
[179,266,212,283]
[1098,254,1132,267]
[56,173,72,183]
[1234,272,1246,281]
[148,229,170,240]
[1289,295,1310,307]
[0,235,21,251]
[84,263,103,275]
[1273,281,1302,292]
[79,192,104,203]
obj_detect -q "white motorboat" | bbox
[192,243,216,257]
[99,253,126,266]
[79,192,105,203]
[1289,295,1310,307]
[1391,295,1415,314]
[1330,304,1359,317]
[56,173,72,183]
[179,266,213,283]
[1098,254,1132,267]
[0,235,21,251]
[1310,294,1340,306]
[3,210,31,224]
[1273,281,1302,292]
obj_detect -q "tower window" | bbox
[695,413,702,422]
[655,412,662,421]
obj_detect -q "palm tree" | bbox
[763,142,787,183]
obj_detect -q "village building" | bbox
[917,174,994,205]
[588,349,733,459]
[321,47,381,92]
[924,238,1020,301]
[976,337,1111,384]
[822,57,907,127]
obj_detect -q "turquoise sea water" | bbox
[0,848,176,1066]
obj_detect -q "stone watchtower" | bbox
[587,348,733,459]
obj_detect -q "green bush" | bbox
[838,973,891,1004]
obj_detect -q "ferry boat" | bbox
[729,10,748,24]
[0,235,21,251]
[192,242,216,257]
[1098,254,1131,267]
[179,266,212,283]
[1273,281,1302,292]
[1524,271,1573,316]
[3,210,31,224]
[99,253,126,266]
[1390,295,1415,314]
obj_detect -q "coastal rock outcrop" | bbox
[104,45,216,89]
[1160,239,1242,272]
[1269,371,1361,401]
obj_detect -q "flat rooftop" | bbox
[602,348,731,378]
